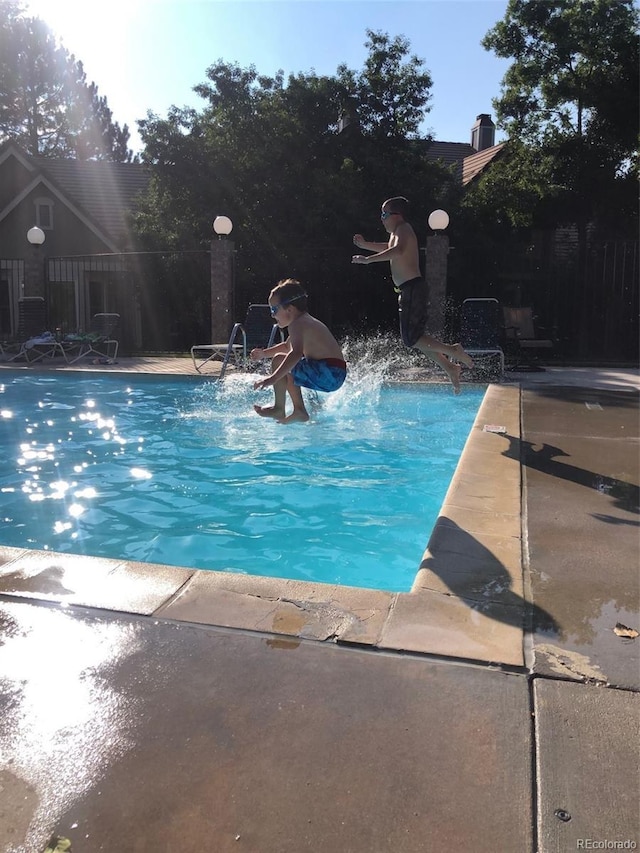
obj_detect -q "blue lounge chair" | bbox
[460,297,505,377]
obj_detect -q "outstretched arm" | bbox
[353,234,388,253]
[352,222,410,265]
[352,244,400,265]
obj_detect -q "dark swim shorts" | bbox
[291,357,347,392]
[396,277,429,348]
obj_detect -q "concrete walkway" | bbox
[0,359,638,852]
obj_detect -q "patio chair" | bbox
[191,304,284,378]
[460,297,505,378]
[61,313,120,363]
[0,297,64,363]
[502,306,554,371]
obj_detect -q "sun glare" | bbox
[27,1,101,45]
[25,0,140,54]
[23,0,146,147]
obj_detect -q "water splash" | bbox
[191,332,425,423]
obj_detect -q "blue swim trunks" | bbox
[291,357,347,392]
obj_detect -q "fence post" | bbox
[425,233,449,337]
[210,238,235,343]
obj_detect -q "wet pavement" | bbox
[0,360,638,852]
[522,386,639,690]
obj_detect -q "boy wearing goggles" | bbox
[252,279,347,424]
[352,196,473,393]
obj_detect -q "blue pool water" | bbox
[0,368,485,592]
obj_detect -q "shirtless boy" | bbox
[352,196,473,393]
[252,278,347,424]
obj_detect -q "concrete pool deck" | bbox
[0,358,638,851]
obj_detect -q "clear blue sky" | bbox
[25,0,511,154]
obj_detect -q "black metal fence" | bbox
[45,251,211,353]
[36,236,639,363]
[0,259,24,338]
[448,236,638,364]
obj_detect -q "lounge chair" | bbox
[191,304,284,378]
[460,297,505,377]
[502,306,554,371]
[0,297,64,363]
[61,313,120,363]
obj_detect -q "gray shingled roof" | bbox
[423,141,480,182]
[462,143,505,186]
[32,156,151,247]
[426,141,476,168]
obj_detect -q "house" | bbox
[425,113,505,185]
[0,141,150,349]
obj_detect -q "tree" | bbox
[336,30,433,139]
[467,0,640,358]
[135,31,451,333]
[0,0,133,160]
[482,0,639,230]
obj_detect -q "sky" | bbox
[24,0,511,154]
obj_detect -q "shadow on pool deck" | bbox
[417,517,560,636]
[0,360,638,852]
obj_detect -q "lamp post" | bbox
[25,225,46,297]
[213,215,233,239]
[425,209,449,337]
[427,209,449,232]
[210,215,235,344]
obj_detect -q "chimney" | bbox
[337,97,359,134]
[471,114,495,151]
[337,110,351,134]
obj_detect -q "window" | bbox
[34,197,54,231]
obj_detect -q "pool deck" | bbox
[0,357,638,852]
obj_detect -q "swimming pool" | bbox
[0,369,485,592]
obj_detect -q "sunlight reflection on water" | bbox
[0,357,485,591]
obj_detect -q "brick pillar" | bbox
[424,234,449,337]
[210,238,235,343]
[24,247,46,298]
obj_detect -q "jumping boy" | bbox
[352,196,473,393]
[252,278,347,424]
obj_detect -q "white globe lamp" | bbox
[428,209,449,232]
[27,225,46,245]
[213,215,233,238]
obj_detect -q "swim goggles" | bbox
[269,293,307,315]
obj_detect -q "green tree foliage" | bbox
[135,30,454,330]
[459,0,640,360]
[336,30,433,139]
[478,0,639,233]
[0,0,133,160]
[461,141,547,229]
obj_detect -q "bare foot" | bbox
[447,362,462,395]
[278,409,310,424]
[452,343,474,369]
[254,404,286,419]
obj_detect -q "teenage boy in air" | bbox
[252,278,347,424]
[352,195,473,393]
